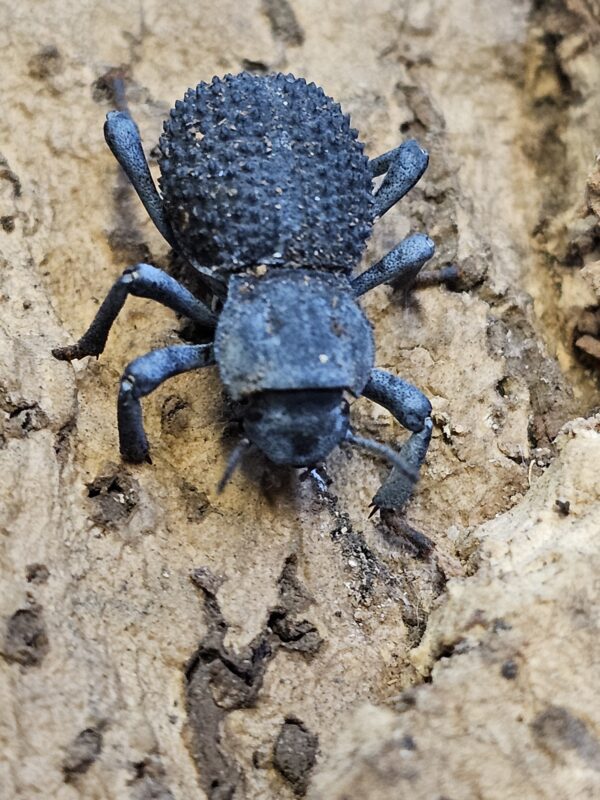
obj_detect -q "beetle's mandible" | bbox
[53,72,453,511]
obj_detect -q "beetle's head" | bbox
[243,389,349,467]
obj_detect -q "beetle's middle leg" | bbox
[52,263,216,362]
[349,368,432,510]
[118,343,214,462]
[352,233,437,297]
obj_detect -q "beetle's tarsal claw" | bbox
[121,442,150,464]
[308,467,329,495]
[368,504,379,519]
[52,343,96,362]
[216,438,251,494]
[345,420,431,511]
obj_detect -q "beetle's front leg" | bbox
[52,263,215,362]
[118,343,214,462]
[370,140,429,218]
[361,369,433,510]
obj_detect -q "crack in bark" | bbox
[184,557,321,799]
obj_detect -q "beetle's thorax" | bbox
[214,268,375,401]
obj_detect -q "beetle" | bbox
[53,72,453,510]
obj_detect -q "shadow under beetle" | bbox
[53,73,453,510]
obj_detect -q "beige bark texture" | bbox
[1,1,599,799]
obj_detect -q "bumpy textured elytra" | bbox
[158,74,373,270]
[53,72,454,511]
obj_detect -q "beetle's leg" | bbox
[353,369,432,511]
[352,233,435,297]
[104,111,228,299]
[413,265,460,288]
[118,343,214,462]
[370,140,429,218]
[104,111,176,247]
[52,263,216,362]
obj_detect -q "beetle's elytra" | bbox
[159,73,373,271]
[53,72,451,511]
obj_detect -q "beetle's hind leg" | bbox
[370,140,429,219]
[104,110,176,247]
[52,263,216,362]
[118,343,214,462]
[349,369,432,511]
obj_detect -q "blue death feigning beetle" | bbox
[53,72,456,511]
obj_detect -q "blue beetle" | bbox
[53,73,451,510]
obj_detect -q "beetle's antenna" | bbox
[216,438,252,494]
[344,431,418,484]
